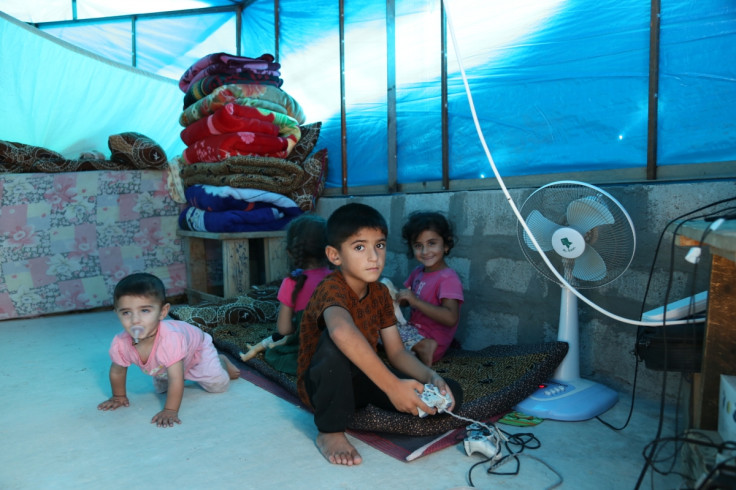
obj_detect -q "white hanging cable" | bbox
[443,1,698,328]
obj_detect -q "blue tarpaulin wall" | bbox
[2,0,734,189]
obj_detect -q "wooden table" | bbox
[678,219,736,430]
[177,230,288,304]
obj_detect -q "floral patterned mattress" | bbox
[0,170,186,320]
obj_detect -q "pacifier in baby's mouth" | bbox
[130,325,144,344]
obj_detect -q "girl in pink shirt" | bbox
[275,214,331,337]
[240,214,331,374]
[97,273,240,427]
[397,211,464,366]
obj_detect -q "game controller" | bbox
[416,384,452,417]
[464,433,498,459]
[463,423,500,459]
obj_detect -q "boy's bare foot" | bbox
[219,354,241,380]
[316,432,362,466]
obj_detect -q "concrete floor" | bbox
[0,310,688,489]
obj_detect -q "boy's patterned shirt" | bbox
[296,270,395,407]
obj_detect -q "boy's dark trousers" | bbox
[304,330,463,433]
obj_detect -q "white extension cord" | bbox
[443,0,711,329]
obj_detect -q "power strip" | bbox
[641,291,708,322]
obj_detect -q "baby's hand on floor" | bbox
[151,409,181,428]
[97,395,129,411]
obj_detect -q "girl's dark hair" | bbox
[285,214,328,304]
[401,211,455,258]
[113,272,166,307]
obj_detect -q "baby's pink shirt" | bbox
[109,319,211,380]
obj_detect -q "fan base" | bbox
[514,377,618,421]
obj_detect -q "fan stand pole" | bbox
[514,287,619,421]
[555,287,580,380]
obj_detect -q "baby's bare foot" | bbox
[219,354,241,380]
[316,432,362,466]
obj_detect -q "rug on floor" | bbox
[235,359,503,461]
[170,286,568,439]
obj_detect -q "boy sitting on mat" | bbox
[296,203,462,465]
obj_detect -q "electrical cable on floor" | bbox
[634,216,726,489]
[596,202,735,434]
[635,218,697,489]
[444,0,736,485]
[595,355,640,431]
[651,217,727,479]
[493,454,564,489]
[650,213,734,477]
[656,216,733,481]
[638,433,736,486]
[465,427,564,489]
[641,374,690,484]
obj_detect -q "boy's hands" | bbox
[427,374,456,412]
[391,378,456,416]
[97,395,129,411]
[388,379,436,416]
[151,408,181,428]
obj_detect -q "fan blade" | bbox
[566,196,615,235]
[573,246,607,282]
[523,210,558,251]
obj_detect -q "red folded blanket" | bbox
[181,103,281,146]
[179,84,306,127]
[182,132,290,164]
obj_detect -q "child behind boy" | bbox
[297,203,462,466]
[97,272,240,428]
[258,214,332,374]
[396,211,463,366]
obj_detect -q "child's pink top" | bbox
[404,266,464,362]
[277,266,332,311]
[109,319,215,380]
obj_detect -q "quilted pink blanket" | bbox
[0,170,186,320]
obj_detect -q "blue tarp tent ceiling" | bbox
[1,0,734,192]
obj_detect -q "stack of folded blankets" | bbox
[170,52,327,233]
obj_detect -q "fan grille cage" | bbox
[517,181,636,289]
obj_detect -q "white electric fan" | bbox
[514,181,636,421]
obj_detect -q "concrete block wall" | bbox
[315,179,736,401]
